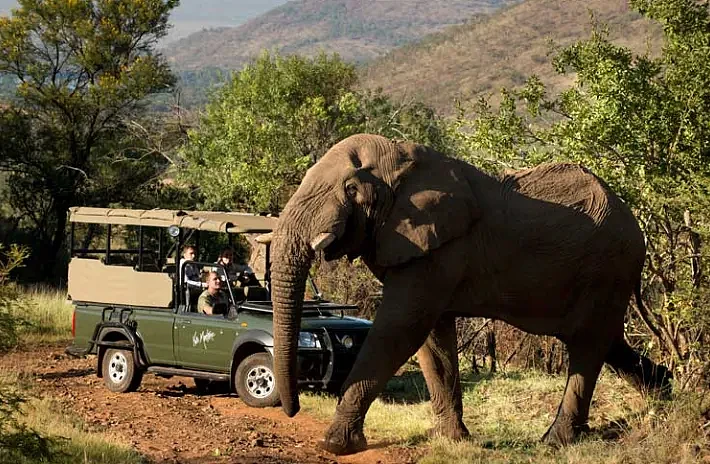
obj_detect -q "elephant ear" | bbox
[374,143,480,267]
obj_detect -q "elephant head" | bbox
[271,133,481,417]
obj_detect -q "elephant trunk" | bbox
[271,225,313,417]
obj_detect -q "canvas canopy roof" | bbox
[68,207,278,234]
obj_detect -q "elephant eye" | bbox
[346,183,358,199]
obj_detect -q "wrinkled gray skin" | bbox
[270,134,671,455]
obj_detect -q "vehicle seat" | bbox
[163,264,176,278]
[185,286,202,312]
[244,286,268,301]
[139,263,161,272]
[231,286,246,302]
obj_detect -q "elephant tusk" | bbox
[310,233,336,252]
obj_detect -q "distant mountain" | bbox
[358,0,662,114]
[163,0,517,71]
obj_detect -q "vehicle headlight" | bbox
[298,332,321,349]
[340,335,354,349]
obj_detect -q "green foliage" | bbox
[174,67,229,108]
[179,51,357,212]
[452,0,710,385]
[0,244,30,351]
[180,51,454,213]
[0,0,179,281]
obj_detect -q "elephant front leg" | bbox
[417,314,470,440]
[319,264,459,455]
[319,313,435,455]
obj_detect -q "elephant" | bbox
[270,133,671,455]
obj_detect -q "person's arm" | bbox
[197,293,214,315]
[184,263,206,288]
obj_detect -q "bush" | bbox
[0,244,52,461]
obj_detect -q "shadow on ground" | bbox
[37,367,94,380]
[591,418,630,441]
[381,368,526,404]
[478,417,630,452]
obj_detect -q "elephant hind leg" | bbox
[417,314,470,440]
[542,337,608,446]
[605,338,672,398]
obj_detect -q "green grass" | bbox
[301,369,710,463]
[0,371,144,464]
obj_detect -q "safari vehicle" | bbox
[65,207,371,407]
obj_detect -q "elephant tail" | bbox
[634,280,644,314]
[632,280,666,347]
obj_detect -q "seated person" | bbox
[180,245,205,290]
[197,271,229,315]
[215,247,259,287]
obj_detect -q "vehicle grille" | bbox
[327,328,369,383]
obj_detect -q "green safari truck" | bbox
[65,207,372,407]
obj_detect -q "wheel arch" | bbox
[230,330,273,389]
[96,326,143,378]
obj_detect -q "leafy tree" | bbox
[0,0,178,279]
[180,51,454,213]
[452,0,710,385]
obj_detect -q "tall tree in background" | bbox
[453,0,710,385]
[180,51,453,213]
[0,0,178,280]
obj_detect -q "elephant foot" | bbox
[541,414,589,447]
[427,419,470,441]
[317,421,367,456]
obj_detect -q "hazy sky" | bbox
[0,0,290,44]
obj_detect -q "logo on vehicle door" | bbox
[192,330,216,349]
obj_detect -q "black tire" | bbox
[101,348,143,393]
[234,353,280,408]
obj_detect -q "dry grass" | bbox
[302,368,710,463]
[0,371,143,464]
[12,285,73,343]
[10,287,74,343]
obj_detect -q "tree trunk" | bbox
[486,326,497,374]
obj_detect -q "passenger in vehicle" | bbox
[215,247,259,286]
[198,271,229,315]
[180,245,205,289]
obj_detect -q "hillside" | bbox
[358,0,662,114]
[163,0,517,71]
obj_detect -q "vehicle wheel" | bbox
[102,348,143,393]
[234,353,280,408]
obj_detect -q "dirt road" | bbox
[1,342,422,464]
